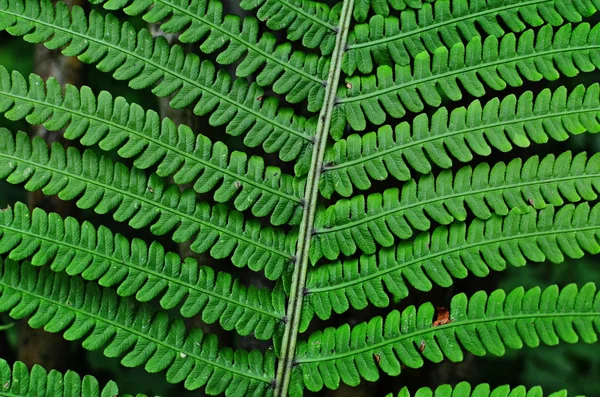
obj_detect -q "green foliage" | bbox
[238,0,339,54]
[0,66,304,225]
[0,0,598,396]
[0,358,119,397]
[295,283,600,392]
[387,382,573,397]
[314,151,600,259]
[0,258,276,395]
[322,84,600,197]
[335,23,600,137]
[0,129,295,280]
[304,204,600,326]
[352,0,435,23]
[0,0,317,162]
[89,0,330,110]
[0,202,285,340]
[345,0,600,73]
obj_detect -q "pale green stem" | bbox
[273,0,354,395]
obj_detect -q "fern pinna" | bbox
[0,0,599,395]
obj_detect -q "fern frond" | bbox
[334,23,600,137]
[0,259,276,396]
[0,202,285,340]
[238,0,339,54]
[388,382,573,397]
[312,151,600,261]
[0,67,304,225]
[321,84,600,197]
[294,283,600,392]
[0,130,295,280]
[353,0,433,23]
[346,0,600,74]
[304,204,600,326]
[0,358,119,397]
[0,0,316,161]
[89,0,329,109]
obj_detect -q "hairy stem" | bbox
[274,0,354,395]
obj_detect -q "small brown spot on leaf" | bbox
[432,307,452,327]
[528,197,534,206]
[373,353,380,363]
[257,95,263,101]
[234,181,241,189]
[419,340,426,352]
[147,186,154,194]
[345,82,352,89]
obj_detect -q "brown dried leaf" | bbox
[432,307,451,327]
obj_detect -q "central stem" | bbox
[273,0,355,395]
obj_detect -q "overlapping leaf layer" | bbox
[0,0,599,396]
[388,382,574,397]
[0,66,304,225]
[0,129,296,280]
[0,0,317,161]
[0,358,119,397]
[0,258,276,396]
[294,283,600,391]
[0,202,285,340]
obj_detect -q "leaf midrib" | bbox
[296,311,598,363]
[0,89,302,204]
[0,223,282,320]
[0,151,292,261]
[150,0,323,83]
[340,45,600,104]
[275,0,336,31]
[310,224,599,293]
[0,8,313,142]
[316,173,597,234]
[348,0,549,50]
[326,106,600,172]
[0,392,30,397]
[2,282,272,383]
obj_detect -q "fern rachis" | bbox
[0,0,598,396]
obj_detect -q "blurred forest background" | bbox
[0,1,599,396]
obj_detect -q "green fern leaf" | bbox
[334,23,600,137]
[388,382,573,397]
[0,202,285,340]
[0,358,119,397]
[312,151,600,261]
[89,0,328,109]
[0,0,316,161]
[321,84,600,197]
[294,283,600,392]
[238,0,339,54]
[0,67,304,225]
[2,0,600,395]
[353,0,433,23]
[346,0,600,74]
[303,204,600,327]
[0,129,295,280]
[0,259,276,396]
